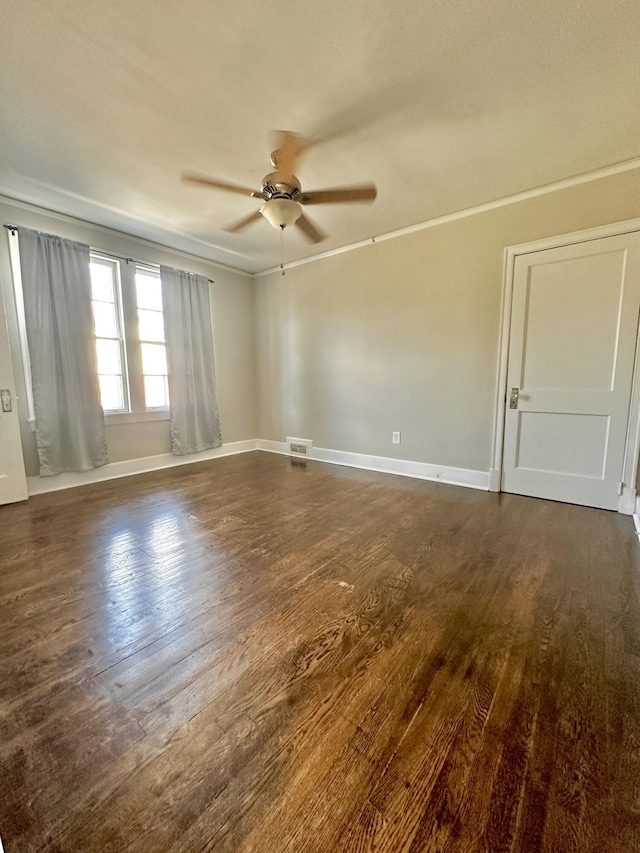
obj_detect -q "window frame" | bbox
[7,229,35,423]
[91,254,170,419]
[90,253,130,415]
[134,265,170,411]
[8,233,171,427]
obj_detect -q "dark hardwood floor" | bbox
[1,451,640,852]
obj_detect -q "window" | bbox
[135,269,169,409]
[89,254,169,416]
[8,231,171,423]
[7,229,35,422]
[90,257,128,412]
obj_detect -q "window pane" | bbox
[92,301,117,337]
[99,375,124,410]
[96,338,121,375]
[136,272,163,311]
[141,342,167,375]
[144,375,169,408]
[138,308,165,342]
[90,262,114,302]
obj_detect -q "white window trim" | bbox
[91,252,131,415]
[134,265,170,411]
[105,410,170,425]
[8,235,171,427]
[7,230,35,423]
[91,253,170,417]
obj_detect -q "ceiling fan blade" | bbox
[272,130,305,181]
[224,209,263,234]
[182,171,265,199]
[295,212,327,244]
[299,184,377,205]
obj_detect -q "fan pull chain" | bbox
[280,226,285,276]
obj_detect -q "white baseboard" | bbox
[633,497,640,541]
[23,439,640,524]
[26,440,259,496]
[25,438,491,496]
[257,439,490,491]
[619,485,638,515]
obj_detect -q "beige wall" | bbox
[4,168,640,485]
[255,170,640,474]
[0,198,257,478]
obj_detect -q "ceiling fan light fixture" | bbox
[183,131,376,243]
[260,198,302,230]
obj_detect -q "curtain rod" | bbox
[4,224,214,283]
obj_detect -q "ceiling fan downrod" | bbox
[280,225,286,276]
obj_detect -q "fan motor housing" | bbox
[261,172,301,201]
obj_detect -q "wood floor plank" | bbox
[1,452,640,851]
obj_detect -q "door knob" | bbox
[509,388,519,410]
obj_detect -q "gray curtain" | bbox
[160,266,222,455]
[18,228,107,476]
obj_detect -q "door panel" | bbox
[515,412,609,477]
[520,251,625,391]
[502,232,640,510]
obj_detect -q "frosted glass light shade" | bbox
[260,198,302,229]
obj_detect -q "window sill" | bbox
[27,411,170,432]
[105,410,170,426]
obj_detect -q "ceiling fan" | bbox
[181,131,377,244]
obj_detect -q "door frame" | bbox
[0,282,28,504]
[490,217,640,514]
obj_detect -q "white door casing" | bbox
[0,283,28,505]
[497,228,640,511]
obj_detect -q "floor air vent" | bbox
[286,436,313,456]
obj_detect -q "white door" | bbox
[502,231,640,510]
[0,286,27,505]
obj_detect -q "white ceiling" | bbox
[1,0,639,274]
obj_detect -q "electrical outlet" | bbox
[0,390,12,413]
[392,431,401,445]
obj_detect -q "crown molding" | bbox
[0,193,254,279]
[254,155,640,277]
[4,154,640,280]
